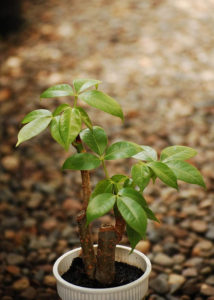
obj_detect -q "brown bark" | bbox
[95,225,117,285]
[114,206,126,243]
[77,210,96,279]
[80,170,91,210]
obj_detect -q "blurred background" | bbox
[0,0,214,299]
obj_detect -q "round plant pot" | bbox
[53,245,151,300]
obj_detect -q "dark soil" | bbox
[62,257,143,288]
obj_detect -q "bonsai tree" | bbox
[16,78,205,286]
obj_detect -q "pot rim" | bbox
[53,244,151,293]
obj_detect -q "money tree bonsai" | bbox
[16,79,205,286]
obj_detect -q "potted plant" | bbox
[16,79,205,300]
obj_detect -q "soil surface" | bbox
[0,0,214,300]
[62,257,143,288]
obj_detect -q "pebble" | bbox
[12,277,30,291]
[172,254,186,264]
[7,254,25,265]
[150,274,169,294]
[168,274,185,293]
[43,275,56,287]
[201,284,214,296]
[27,193,42,209]
[153,253,174,267]
[62,198,82,212]
[42,217,58,231]
[1,155,20,171]
[182,267,198,277]
[6,265,20,276]
[136,240,151,254]
[206,276,214,286]
[191,220,208,233]
[206,226,214,240]
[20,287,37,299]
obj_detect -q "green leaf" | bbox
[16,117,52,146]
[165,160,206,188]
[40,84,74,98]
[79,90,124,120]
[59,108,81,150]
[126,224,143,251]
[53,104,70,116]
[161,146,197,162]
[131,163,151,191]
[76,107,92,129]
[117,195,147,237]
[105,141,142,160]
[86,193,116,224]
[111,175,128,183]
[123,178,135,188]
[133,145,157,162]
[50,116,66,149]
[90,179,113,200]
[73,79,102,94]
[148,161,178,189]
[62,153,101,170]
[119,188,159,222]
[80,126,108,155]
[22,109,52,124]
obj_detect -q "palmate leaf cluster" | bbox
[16,78,206,251]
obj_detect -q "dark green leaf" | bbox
[161,146,197,162]
[126,224,143,251]
[53,104,70,116]
[22,109,52,124]
[90,179,113,200]
[17,117,52,146]
[111,175,128,183]
[131,163,151,191]
[59,108,81,150]
[80,126,107,155]
[50,116,66,149]
[73,79,102,94]
[117,195,147,236]
[148,162,178,189]
[40,84,74,98]
[79,90,124,120]
[123,178,135,188]
[166,160,206,188]
[86,193,116,224]
[76,107,92,129]
[133,145,157,162]
[105,141,142,160]
[62,153,101,170]
[143,206,160,222]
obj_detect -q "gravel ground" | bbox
[0,0,214,299]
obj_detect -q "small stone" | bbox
[62,226,74,238]
[192,240,214,257]
[168,274,185,293]
[136,240,151,254]
[173,254,186,264]
[0,89,11,102]
[184,257,203,268]
[150,274,169,294]
[206,226,214,240]
[201,284,214,296]
[42,217,58,231]
[7,254,25,265]
[20,287,37,299]
[206,276,214,286]
[182,268,198,277]
[6,265,20,275]
[2,155,20,171]
[191,220,208,233]
[62,198,82,212]
[12,277,30,290]
[43,275,56,287]
[27,193,42,209]
[201,266,212,275]
[153,253,174,267]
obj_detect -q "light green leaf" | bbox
[73,79,102,94]
[117,195,147,237]
[40,84,74,98]
[133,145,157,162]
[53,104,70,116]
[111,175,128,183]
[86,193,116,224]
[148,161,178,189]
[62,153,101,170]
[105,141,142,160]
[161,146,197,162]
[76,107,92,129]
[22,109,52,124]
[80,126,107,156]
[59,108,81,150]
[166,160,206,188]
[90,179,113,200]
[118,187,148,207]
[16,117,52,146]
[131,163,151,191]
[126,224,143,252]
[79,90,124,120]
[50,116,66,149]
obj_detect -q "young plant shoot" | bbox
[17,78,205,285]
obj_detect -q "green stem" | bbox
[74,95,78,107]
[101,159,109,179]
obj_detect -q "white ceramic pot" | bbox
[53,245,151,300]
